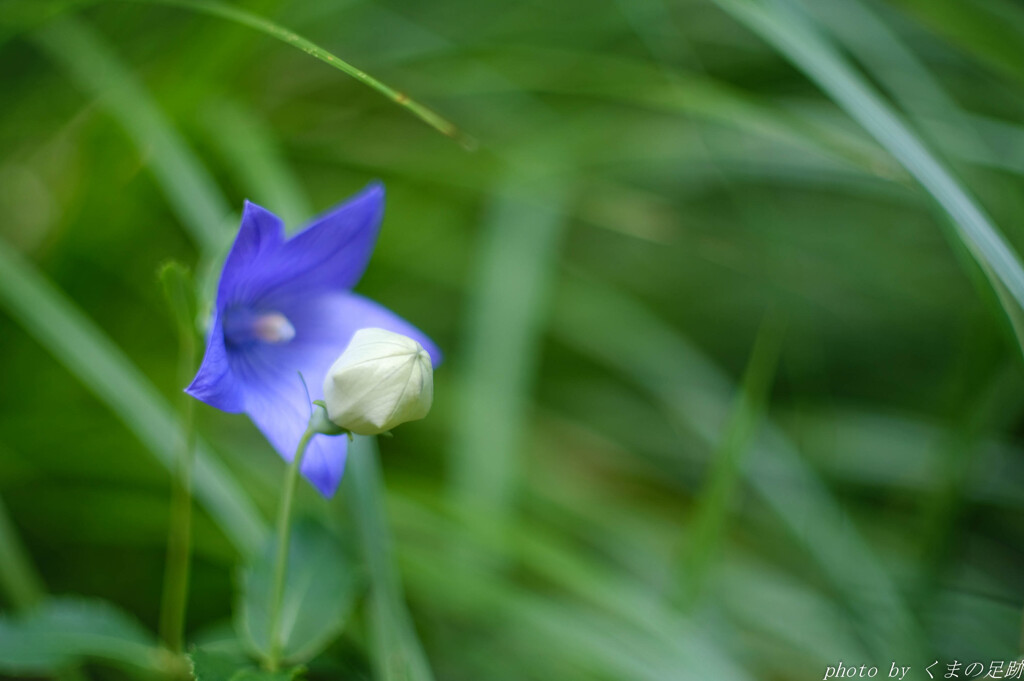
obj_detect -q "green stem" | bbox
[157,394,195,654]
[266,427,315,671]
[157,263,198,656]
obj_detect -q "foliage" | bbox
[2,0,1024,679]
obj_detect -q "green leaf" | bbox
[0,597,166,674]
[190,643,303,681]
[237,520,359,664]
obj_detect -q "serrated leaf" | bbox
[236,519,359,664]
[189,643,303,681]
[0,597,164,674]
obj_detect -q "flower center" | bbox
[223,308,296,347]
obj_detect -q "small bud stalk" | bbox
[265,423,314,672]
[322,328,434,435]
[265,329,433,670]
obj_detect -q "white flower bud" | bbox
[322,328,433,435]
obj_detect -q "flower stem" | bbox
[157,394,195,654]
[158,262,198,656]
[266,426,315,671]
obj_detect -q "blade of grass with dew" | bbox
[449,170,571,560]
[32,15,231,254]
[0,243,267,557]
[708,0,1024,345]
[284,10,901,191]
[682,313,785,606]
[118,0,473,148]
[550,273,924,660]
[345,436,434,681]
[259,14,898,200]
[200,99,312,231]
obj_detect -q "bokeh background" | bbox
[2,0,1024,678]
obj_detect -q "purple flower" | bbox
[186,183,441,497]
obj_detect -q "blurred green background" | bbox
[2,0,1024,678]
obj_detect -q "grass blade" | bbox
[682,314,785,604]
[345,436,434,681]
[123,0,473,148]
[805,0,987,149]
[710,0,1024,335]
[449,172,571,553]
[803,0,1024,180]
